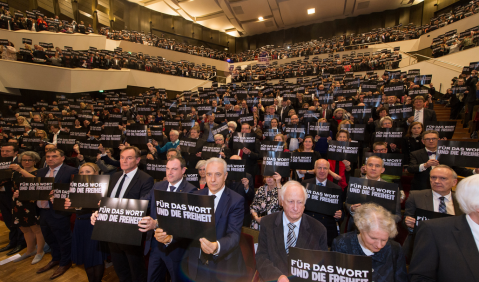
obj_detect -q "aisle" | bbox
[0,222,119,282]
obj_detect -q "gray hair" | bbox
[353,203,398,238]
[227,121,237,130]
[213,134,224,141]
[379,116,393,127]
[195,160,207,169]
[205,157,227,174]
[431,165,457,179]
[18,151,41,163]
[456,174,479,215]
[170,130,179,136]
[279,180,308,203]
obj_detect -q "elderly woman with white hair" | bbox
[153,129,180,154]
[332,203,408,282]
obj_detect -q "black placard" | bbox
[327,141,360,163]
[79,140,100,157]
[145,159,167,180]
[374,128,404,144]
[346,177,399,214]
[284,124,306,139]
[304,183,342,216]
[52,183,73,212]
[363,153,403,176]
[290,152,315,170]
[263,128,282,141]
[424,121,456,139]
[100,127,122,148]
[0,157,13,181]
[56,137,77,153]
[184,168,200,188]
[288,247,372,282]
[262,151,291,178]
[211,124,229,137]
[389,106,413,120]
[414,75,432,86]
[351,106,372,120]
[437,140,479,167]
[414,208,452,233]
[91,197,149,246]
[383,83,404,97]
[226,159,246,181]
[308,123,330,138]
[201,143,222,159]
[340,124,366,141]
[17,177,54,201]
[363,94,382,107]
[155,190,216,241]
[239,114,254,126]
[68,175,110,209]
[232,133,257,151]
[126,124,148,149]
[179,138,198,154]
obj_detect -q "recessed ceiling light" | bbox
[308,8,315,14]
[258,17,264,21]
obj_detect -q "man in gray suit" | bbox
[256,181,328,282]
[402,165,463,260]
[200,113,218,143]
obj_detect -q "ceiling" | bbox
[132,0,424,37]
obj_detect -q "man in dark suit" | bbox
[228,123,260,180]
[409,174,479,282]
[256,181,328,282]
[0,144,26,255]
[318,104,332,120]
[35,148,78,279]
[407,130,476,191]
[464,72,478,126]
[214,134,232,159]
[185,158,246,282]
[301,159,343,246]
[91,146,154,282]
[403,165,463,261]
[48,124,69,144]
[226,155,255,227]
[200,113,218,143]
[404,96,437,127]
[276,100,291,124]
[138,156,197,282]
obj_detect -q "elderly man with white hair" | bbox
[154,130,180,154]
[409,174,479,282]
[256,180,327,282]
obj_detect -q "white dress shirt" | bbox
[167,178,183,192]
[200,186,225,256]
[110,167,138,199]
[358,235,374,256]
[38,164,63,208]
[282,211,302,250]
[413,108,424,124]
[52,131,60,145]
[419,148,437,172]
[432,190,455,215]
[466,214,479,253]
[316,178,328,186]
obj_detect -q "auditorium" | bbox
[1,0,479,281]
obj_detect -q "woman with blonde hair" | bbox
[332,203,407,282]
[273,134,290,152]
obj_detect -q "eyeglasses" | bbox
[423,138,438,142]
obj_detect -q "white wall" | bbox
[427,46,479,67]
[0,60,211,93]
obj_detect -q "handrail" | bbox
[411,53,464,68]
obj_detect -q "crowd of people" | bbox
[0,38,217,79]
[0,61,478,281]
[430,26,479,57]
[2,0,479,64]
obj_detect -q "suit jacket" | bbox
[407,148,473,190]
[276,106,291,123]
[144,179,197,256]
[301,178,344,228]
[37,164,78,218]
[255,212,328,281]
[403,108,436,128]
[319,109,333,120]
[225,172,255,226]
[107,169,154,200]
[187,187,246,281]
[200,122,219,141]
[409,215,479,282]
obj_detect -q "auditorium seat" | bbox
[240,232,256,281]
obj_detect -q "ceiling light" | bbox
[308,8,315,14]
[258,17,264,21]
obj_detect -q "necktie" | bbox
[438,196,447,214]
[286,222,297,254]
[317,182,323,186]
[414,110,420,122]
[49,168,55,177]
[114,174,127,198]
[169,185,176,192]
[427,151,437,156]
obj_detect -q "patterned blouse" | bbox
[249,185,281,230]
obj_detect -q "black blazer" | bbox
[226,172,255,226]
[403,109,437,128]
[107,169,154,200]
[256,212,328,281]
[407,148,473,190]
[301,178,344,226]
[410,215,479,282]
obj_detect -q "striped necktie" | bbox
[286,222,297,254]
[438,197,447,214]
[414,110,420,122]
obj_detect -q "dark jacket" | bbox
[106,169,154,200]
[332,231,408,282]
[256,212,328,281]
[410,215,479,282]
[225,172,255,226]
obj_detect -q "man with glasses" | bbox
[407,130,478,191]
[214,134,231,159]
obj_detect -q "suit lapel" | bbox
[214,188,230,226]
[295,214,311,248]
[452,216,479,281]
[108,173,121,196]
[273,212,288,267]
[123,170,140,198]
[424,190,434,211]
[55,165,66,182]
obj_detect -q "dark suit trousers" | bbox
[39,209,72,266]
[148,239,187,282]
[0,192,25,246]
[193,259,219,282]
[109,242,147,282]
[305,211,338,247]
